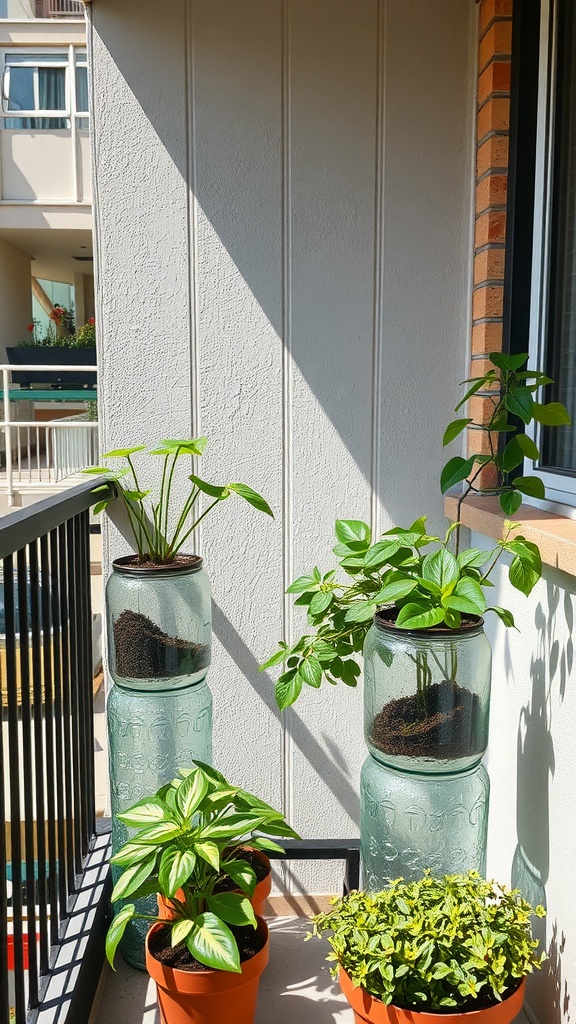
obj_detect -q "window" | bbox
[0,49,88,130]
[528,0,576,505]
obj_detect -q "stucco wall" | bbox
[470,531,576,1024]
[89,0,476,892]
[0,235,31,361]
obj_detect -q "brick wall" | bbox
[470,0,513,487]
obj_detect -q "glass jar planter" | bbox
[360,756,489,889]
[106,554,211,691]
[363,610,492,774]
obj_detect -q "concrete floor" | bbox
[91,915,530,1024]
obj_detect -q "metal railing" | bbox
[35,0,85,16]
[0,366,99,507]
[0,478,111,1024]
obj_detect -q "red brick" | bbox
[477,97,510,141]
[475,210,507,247]
[471,322,503,356]
[469,394,501,426]
[478,60,511,106]
[477,135,509,176]
[479,22,513,73]
[473,286,504,321]
[476,173,508,214]
[474,248,505,284]
[479,0,513,38]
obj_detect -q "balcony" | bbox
[35,0,84,17]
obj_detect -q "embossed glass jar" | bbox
[106,555,211,691]
[107,678,213,968]
[360,755,489,889]
[363,610,492,774]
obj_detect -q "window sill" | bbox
[444,493,576,577]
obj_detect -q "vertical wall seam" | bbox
[281,0,294,863]
[185,0,203,547]
[370,0,386,540]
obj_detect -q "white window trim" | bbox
[524,0,576,511]
[0,48,88,123]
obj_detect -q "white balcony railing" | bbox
[0,365,98,505]
[35,0,85,16]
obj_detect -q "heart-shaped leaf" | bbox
[177,769,209,820]
[186,913,241,972]
[117,796,172,828]
[207,892,257,928]
[334,520,371,546]
[110,852,158,902]
[395,604,445,630]
[158,847,196,897]
[228,483,274,517]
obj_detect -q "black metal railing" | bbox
[0,479,110,1024]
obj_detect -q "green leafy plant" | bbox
[106,761,300,973]
[310,872,545,1013]
[263,352,569,710]
[84,438,273,563]
[441,350,570,518]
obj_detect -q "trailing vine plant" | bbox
[262,352,570,711]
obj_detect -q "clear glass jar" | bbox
[363,610,492,774]
[106,554,211,691]
[360,755,489,889]
[107,678,213,968]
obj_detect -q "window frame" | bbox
[0,47,88,127]
[523,0,576,510]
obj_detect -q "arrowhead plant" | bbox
[105,762,300,973]
[84,437,273,563]
[263,352,570,710]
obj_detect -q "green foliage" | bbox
[263,516,540,710]
[264,351,568,709]
[310,872,546,1013]
[441,350,570,516]
[83,439,273,563]
[105,762,300,973]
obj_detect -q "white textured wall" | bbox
[0,235,31,361]
[471,532,576,1024]
[90,0,476,892]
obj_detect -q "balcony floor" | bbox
[91,915,529,1024]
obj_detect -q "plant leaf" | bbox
[158,847,196,897]
[117,796,172,828]
[499,490,523,516]
[344,601,377,624]
[374,579,418,603]
[309,591,333,615]
[207,892,257,928]
[189,474,229,499]
[516,434,541,460]
[513,476,545,499]
[363,541,400,569]
[102,446,147,458]
[221,859,257,897]
[276,670,303,709]
[106,904,135,969]
[334,520,371,546]
[228,483,274,517]
[395,604,445,630]
[532,401,571,426]
[443,418,473,446]
[286,575,318,594]
[299,655,323,688]
[187,913,242,972]
[195,841,220,871]
[171,920,194,946]
[177,769,210,820]
[422,550,459,590]
[110,852,158,902]
[440,456,477,494]
[487,605,516,628]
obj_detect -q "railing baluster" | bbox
[58,524,75,897]
[4,556,26,1022]
[40,534,58,952]
[0,568,10,1024]
[17,547,39,1008]
[29,540,49,980]
[66,518,83,878]
[49,528,67,923]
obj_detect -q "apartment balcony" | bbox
[35,0,84,16]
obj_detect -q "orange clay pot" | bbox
[146,918,269,1024]
[340,968,526,1024]
[158,850,272,922]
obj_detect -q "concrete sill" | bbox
[445,493,576,577]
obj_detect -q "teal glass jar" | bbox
[363,610,492,774]
[360,755,489,889]
[106,555,211,691]
[107,677,213,968]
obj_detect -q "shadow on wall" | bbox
[512,580,573,1023]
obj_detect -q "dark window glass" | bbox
[542,0,576,472]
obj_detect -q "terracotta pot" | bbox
[146,918,269,1024]
[339,968,526,1024]
[157,849,272,921]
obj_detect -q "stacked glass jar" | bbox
[106,555,213,968]
[361,609,491,889]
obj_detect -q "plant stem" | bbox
[164,497,222,560]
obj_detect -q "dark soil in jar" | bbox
[369,680,483,760]
[113,609,210,679]
[214,849,270,894]
[149,921,266,972]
